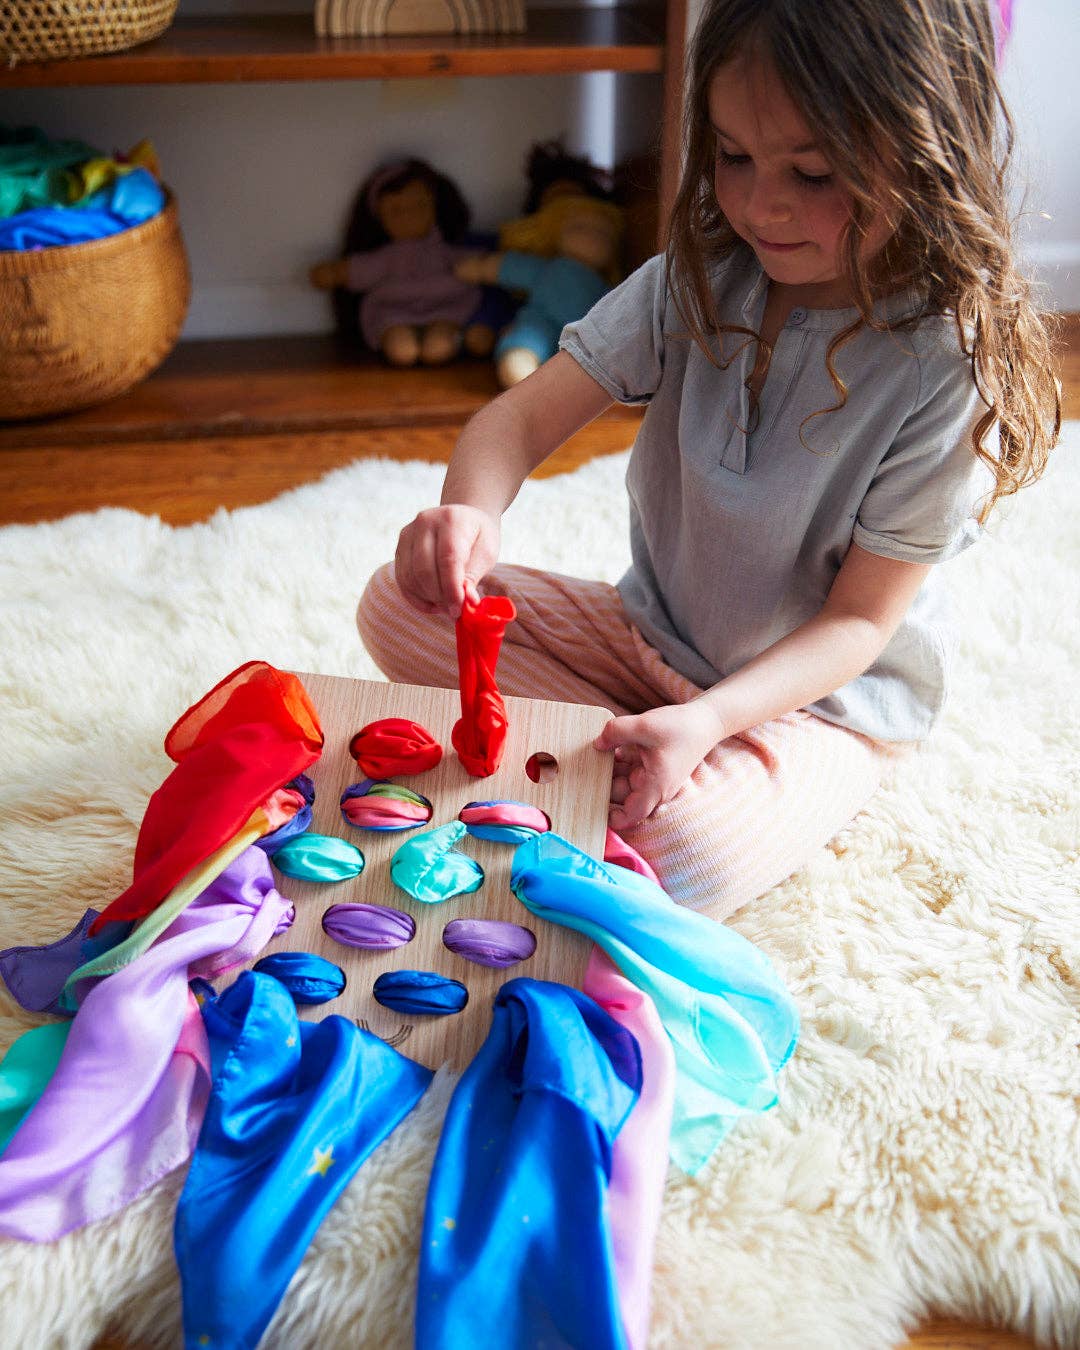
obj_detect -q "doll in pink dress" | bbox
[310,159,498,367]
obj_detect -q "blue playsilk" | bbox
[0,167,164,251]
[417,977,641,1350]
[251,950,346,1005]
[174,971,432,1350]
[510,833,799,1174]
[269,832,365,883]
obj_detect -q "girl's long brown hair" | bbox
[666,0,1061,517]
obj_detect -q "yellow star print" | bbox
[285,1034,297,1048]
[308,1145,335,1177]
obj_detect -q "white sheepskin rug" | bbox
[1,424,1078,1350]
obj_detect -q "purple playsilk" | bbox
[0,847,293,1242]
[0,908,100,1016]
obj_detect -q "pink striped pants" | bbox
[357,563,896,921]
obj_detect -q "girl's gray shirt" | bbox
[558,248,995,742]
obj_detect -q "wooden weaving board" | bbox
[243,672,613,1071]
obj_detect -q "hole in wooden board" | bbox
[524,752,559,784]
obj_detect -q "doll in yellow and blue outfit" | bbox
[456,144,624,388]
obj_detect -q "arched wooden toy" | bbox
[314,0,524,38]
[244,671,612,1071]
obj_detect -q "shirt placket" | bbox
[747,309,810,464]
[718,269,769,474]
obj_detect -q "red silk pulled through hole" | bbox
[451,591,517,777]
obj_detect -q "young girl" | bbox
[358,0,1060,919]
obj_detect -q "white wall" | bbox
[0,0,633,338]
[999,0,1080,311]
[2,68,618,337]
[1,0,1074,340]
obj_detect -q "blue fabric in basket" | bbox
[0,169,165,252]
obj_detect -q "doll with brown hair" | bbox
[310,158,498,367]
[456,141,624,387]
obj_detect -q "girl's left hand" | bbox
[594,700,726,831]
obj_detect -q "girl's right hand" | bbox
[394,504,501,618]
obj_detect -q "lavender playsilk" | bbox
[0,847,293,1241]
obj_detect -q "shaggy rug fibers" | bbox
[1,424,1078,1350]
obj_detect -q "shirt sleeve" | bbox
[558,254,668,404]
[853,336,996,564]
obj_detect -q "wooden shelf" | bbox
[0,7,664,86]
[0,334,644,447]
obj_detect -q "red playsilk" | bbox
[452,592,517,777]
[89,662,323,936]
[349,718,443,778]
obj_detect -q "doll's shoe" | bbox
[496,347,540,388]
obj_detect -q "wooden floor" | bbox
[1,314,1075,527]
[11,318,1080,1350]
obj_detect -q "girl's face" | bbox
[707,56,893,304]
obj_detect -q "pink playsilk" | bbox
[342,796,431,829]
[583,949,675,1350]
[604,828,661,886]
[452,592,516,777]
[0,847,294,1242]
[459,802,550,833]
[595,827,673,1348]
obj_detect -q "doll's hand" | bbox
[594,700,726,830]
[455,254,499,286]
[395,504,501,618]
[309,259,350,289]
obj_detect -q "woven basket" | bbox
[0,190,190,421]
[0,0,178,63]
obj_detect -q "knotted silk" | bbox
[451,592,516,777]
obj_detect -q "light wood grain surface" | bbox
[249,671,612,1070]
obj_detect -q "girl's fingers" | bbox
[609,783,660,830]
[410,530,440,608]
[436,522,469,615]
[595,714,646,751]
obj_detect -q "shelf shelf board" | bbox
[0,333,644,447]
[0,7,665,86]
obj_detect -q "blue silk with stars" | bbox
[174,971,432,1350]
[417,978,641,1350]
